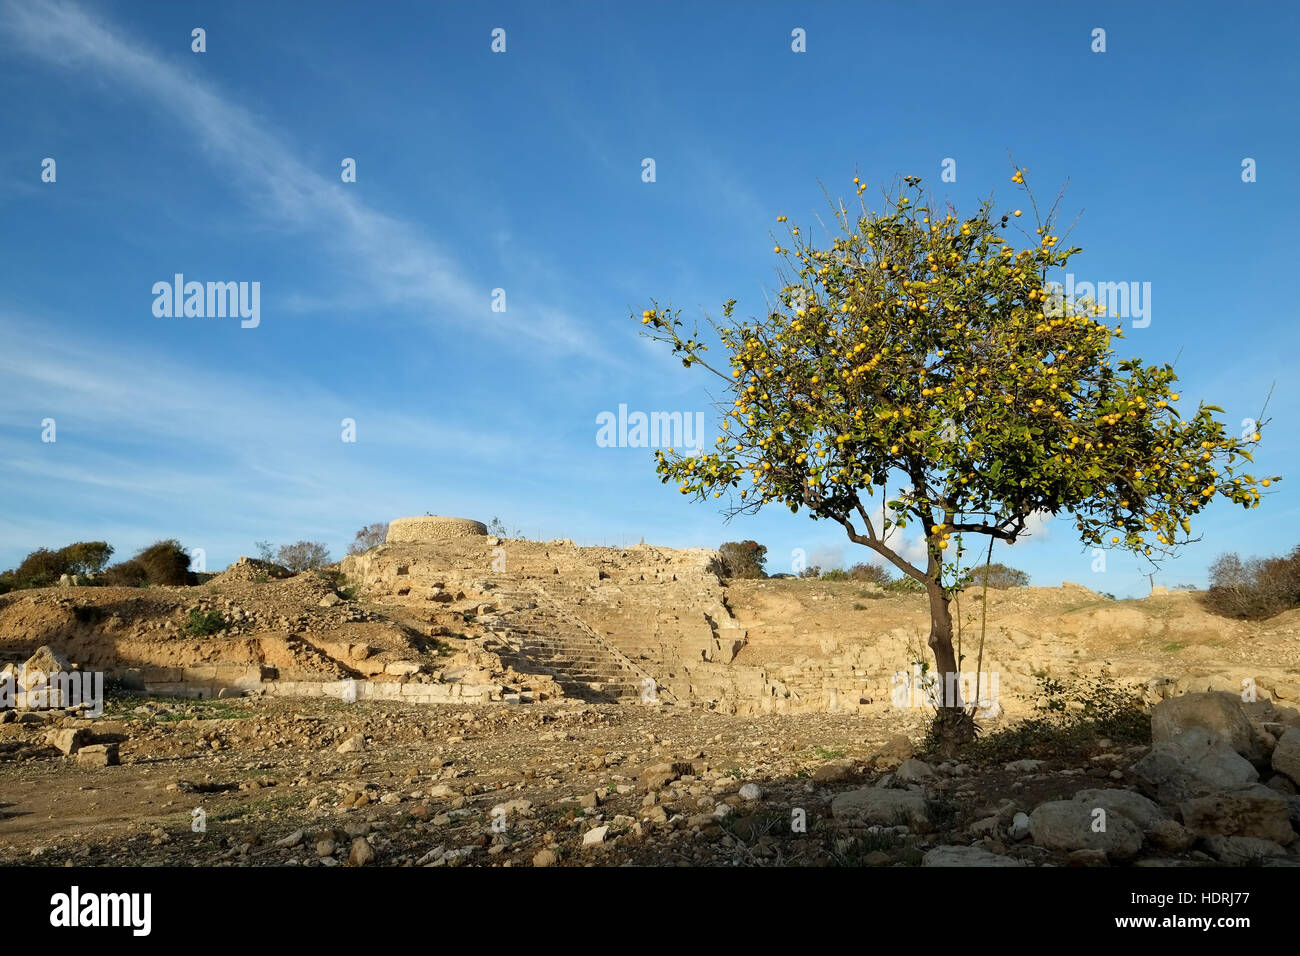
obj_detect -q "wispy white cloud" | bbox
[0,316,511,462]
[0,0,614,363]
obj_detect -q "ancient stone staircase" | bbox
[481,583,666,704]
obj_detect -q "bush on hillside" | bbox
[0,540,117,591]
[277,540,332,573]
[847,563,892,585]
[965,562,1030,589]
[1204,546,1300,619]
[134,539,195,586]
[715,540,767,579]
[10,548,67,589]
[59,541,115,577]
[99,559,150,588]
[184,608,227,636]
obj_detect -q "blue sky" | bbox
[1,0,1296,597]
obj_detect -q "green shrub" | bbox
[59,541,114,577]
[965,562,1030,589]
[1,540,117,590]
[184,608,227,636]
[714,541,767,579]
[134,540,194,586]
[99,559,149,588]
[823,563,891,583]
[847,563,892,586]
[11,548,68,588]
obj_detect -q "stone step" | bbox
[486,587,664,704]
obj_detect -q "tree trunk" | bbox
[925,581,975,756]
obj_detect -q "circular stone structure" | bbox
[385,516,488,542]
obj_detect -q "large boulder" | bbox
[895,758,936,785]
[1028,800,1144,860]
[1150,692,1266,763]
[1130,729,1259,803]
[1272,727,1300,786]
[831,788,930,832]
[1179,785,1295,845]
[46,727,91,755]
[1070,788,1168,833]
[76,743,119,767]
[22,645,71,679]
[1201,835,1289,865]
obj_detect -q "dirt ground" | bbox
[0,686,1293,868]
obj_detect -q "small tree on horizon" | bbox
[848,562,892,585]
[347,522,389,555]
[638,170,1279,751]
[716,540,768,578]
[965,562,1030,589]
[277,540,332,572]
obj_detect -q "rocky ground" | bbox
[3,548,1299,868]
[2,687,1297,867]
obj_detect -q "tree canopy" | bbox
[641,172,1276,584]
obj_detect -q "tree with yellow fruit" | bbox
[637,171,1280,751]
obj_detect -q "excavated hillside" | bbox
[2,528,1300,869]
[1,535,1298,717]
[340,534,1300,717]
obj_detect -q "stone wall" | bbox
[385,516,488,542]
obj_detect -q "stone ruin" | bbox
[341,514,751,708]
[385,516,489,542]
